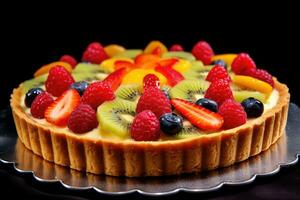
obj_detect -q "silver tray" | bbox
[0,103,300,196]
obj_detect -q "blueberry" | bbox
[241,97,264,118]
[211,59,227,69]
[195,98,218,112]
[25,88,44,108]
[159,113,183,135]
[70,81,89,96]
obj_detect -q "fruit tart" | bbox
[10,41,290,177]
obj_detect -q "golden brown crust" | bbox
[10,79,290,177]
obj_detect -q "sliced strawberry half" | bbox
[114,60,134,71]
[102,67,127,91]
[45,89,81,126]
[171,98,223,131]
[155,65,184,86]
[158,58,179,68]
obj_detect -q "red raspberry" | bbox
[60,54,77,69]
[231,53,256,75]
[131,110,160,141]
[191,41,214,65]
[204,79,233,105]
[206,65,231,83]
[45,66,75,97]
[82,42,109,64]
[245,68,274,87]
[68,104,98,133]
[218,99,247,129]
[30,92,54,119]
[136,87,172,118]
[81,81,115,109]
[143,74,160,91]
[170,44,184,51]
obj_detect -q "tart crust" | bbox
[10,79,290,177]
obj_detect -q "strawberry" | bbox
[231,53,256,75]
[143,74,160,91]
[206,65,231,83]
[102,67,127,91]
[170,44,184,52]
[45,66,75,97]
[59,55,77,69]
[155,65,184,86]
[204,79,234,105]
[244,68,274,87]
[136,87,172,118]
[45,89,81,126]
[191,41,214,65]
[218,99,247,129]
[30,92,54,119]
[130,110,160,141]
[171,98,223,131]
[81,81,115,109]
[82,42,109,64]
[68,104,98,133]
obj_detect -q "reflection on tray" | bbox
[15,133,287,192]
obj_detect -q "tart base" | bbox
[10,79,290,177]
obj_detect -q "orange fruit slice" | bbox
[144,41,168,56]
[233,75,273,95]
[135,54,160,66]
[34,61,72,77]
[104,44,126,57]
[101,58,134,72]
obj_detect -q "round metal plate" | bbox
[0,104,299,196]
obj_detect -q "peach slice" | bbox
[233,75,273,95]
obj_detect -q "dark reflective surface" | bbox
[0,104,299,196]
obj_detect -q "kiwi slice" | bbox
[174,119,205,139]
[73,63,107,73]
[233,91,266,103]
[183,63,214,80]
[161,85,171,91]
[22,74,48,93]
[97,98,136,139]
[231,83,266,103]
[116,84,142,103]
[73,73,108,82]
[162,51,196,61]
[113,49,143,59]
[72,63,108,82]
[170,80,209,102]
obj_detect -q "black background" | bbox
[1,5,300,199]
